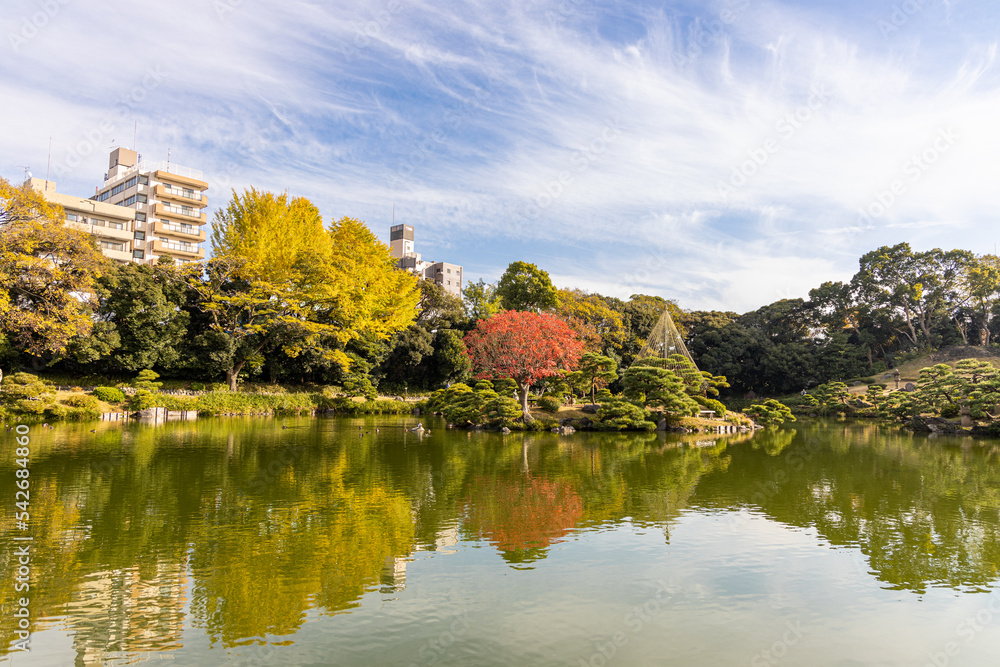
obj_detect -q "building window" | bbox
[134,231,145,240]
[137,194,147,203]
[139,175,149,185]
[99,241,125,251]
[135,212,146,222]
[66,213,80,222]
[133,250,144,259]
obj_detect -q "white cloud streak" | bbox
[2,0,998,311]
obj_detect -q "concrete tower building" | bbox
[92,148,209,264]
[26,177,137,263]
[389,224,463,297]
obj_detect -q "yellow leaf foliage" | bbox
[0,177,106,357]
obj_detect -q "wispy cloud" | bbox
[2,0,998,312]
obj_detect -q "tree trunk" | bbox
[519,382,533,421]
[226,360,246,392]
[956,318,969,345]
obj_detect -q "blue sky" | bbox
[2,0,998,312]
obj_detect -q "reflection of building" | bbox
[68,561,188,663]
[26,177,137,263]
[380,556,408,593]
[389,224,463,297]
[434,526,459,554]
[92,148,209,264]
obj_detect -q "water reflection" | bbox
[1,420,999,663]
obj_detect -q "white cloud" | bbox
[3,0,999,312]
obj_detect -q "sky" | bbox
[2,0,998,313]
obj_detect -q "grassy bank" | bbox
[1,374,415,422]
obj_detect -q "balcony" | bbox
[154,184,207,208]
[91,225,134,243]
[102,248,134,263]
[153,220,207,243]
[152,169,209,191]
[152,202,207,225]
[151,239,205,261]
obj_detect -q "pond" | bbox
[3,418,1000,666]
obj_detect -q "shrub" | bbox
[483,395,522,428]
[190,382,206,391]
[744,399,796,427]
[2,373,55,403]
[92,387,126,403]
[538,396,561,413]
[15,399,48,415]
[132,370,163,391]
[128,390,161,411]
[63,395,100,411]
[44,403,69,419]
[594,399,654,431]
[940,403,960,419]
[492,378,518,398]
[694,395,727,417]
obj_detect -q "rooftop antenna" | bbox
[167,148,171,170]
[392,203,395,225]
[20,166,30,183]
[45,137,52,189]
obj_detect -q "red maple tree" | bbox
[463,310,584,419]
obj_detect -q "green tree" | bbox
[576,352,618,404]
[621,365,699,418]
[556,289,627,354]
[852,244,974,349]
[85,260,193,372]
[495,261,559,312]
[809,382,850,416]
[463,279,502,322]
[744,399,796,427]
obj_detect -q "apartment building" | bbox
[92,148,208,264]
[389,224,463,297]
[27,177,137,263]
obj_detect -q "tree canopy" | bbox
[463,310,583,419]
[495,261,560,312]
[0,177,106,366]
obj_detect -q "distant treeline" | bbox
[3,176,997,397]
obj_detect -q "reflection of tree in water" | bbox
[0,420,416,659]
[461,473,583,567]
[751,428,797,456]
[694,423,1000,594]
[9,419,1000,662]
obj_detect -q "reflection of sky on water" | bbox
[3,419,1000,665]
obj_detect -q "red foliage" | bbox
[462,476,584,554]
[463,311,584,386]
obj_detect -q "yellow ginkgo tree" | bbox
[198,189,419,390]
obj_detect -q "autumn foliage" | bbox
[462,475,583,565]
[463,311,584,418]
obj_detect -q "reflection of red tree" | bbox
[463,476,583,558]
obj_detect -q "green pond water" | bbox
[3,418,1000,666]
